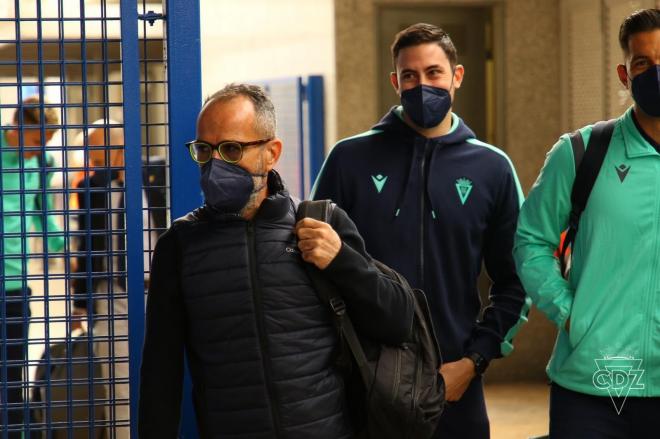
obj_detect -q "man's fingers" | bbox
[298,238,318,252]
[301,249,319,263]
[299,243,322,259]
[296,226,330,241]
[295,217,329,232]
[296,227,317,240]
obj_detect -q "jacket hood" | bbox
[373,105,475,146]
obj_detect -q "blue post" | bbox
[119,1,145,437]
[166,3,202,216]
[165,0,203,437]
[306,76,326,185]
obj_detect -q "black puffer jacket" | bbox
[139,172,414,439]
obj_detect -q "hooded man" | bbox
[312,23,529,438]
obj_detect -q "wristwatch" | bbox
[466,352,489,376]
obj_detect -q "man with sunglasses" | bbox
[138,83,413,438]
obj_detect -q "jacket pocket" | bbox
[567,291,594,350]
[568,316,589,350]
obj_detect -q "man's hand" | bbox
[70,307,87,333]
[295,217,342,270]
[439,358,477,402]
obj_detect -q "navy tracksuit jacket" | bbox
[312,107,529,367]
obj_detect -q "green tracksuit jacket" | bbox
[1,132,64,292]
[514,107,660,397]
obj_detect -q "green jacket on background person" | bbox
[514,107,660,398]
[1,131,64,292]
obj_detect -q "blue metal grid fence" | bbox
[0,1,200,437]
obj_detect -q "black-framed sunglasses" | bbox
[185,138,272,164]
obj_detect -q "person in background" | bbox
[70,119,131,438]
[0,96,64,437]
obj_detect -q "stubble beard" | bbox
[239,154,268,219]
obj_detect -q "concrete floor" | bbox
[485,382,550,439]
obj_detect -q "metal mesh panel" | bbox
[137,1,168,278]
[0,1,171,437]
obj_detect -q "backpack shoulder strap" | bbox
[296,199,373,386]
[570,119,616,218]
[567,129,585,170]
[560,119,616,275]
[296,199,334,223]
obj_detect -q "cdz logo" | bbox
[592,356,644,415]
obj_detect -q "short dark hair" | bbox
[391,23,457,69]
[618,8,660,56]
[204,83,276,137]
[12,95,59,127]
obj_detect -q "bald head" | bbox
[197,96,267,149]
[201,83,276,139]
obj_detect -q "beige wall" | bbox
[199,0,336,146]
[497,0,561,381]
[559,0,659,131]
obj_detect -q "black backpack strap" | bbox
[560,119,616,276]
[296,200,374,386]
[568,129,585,169]
[297,199,334,223]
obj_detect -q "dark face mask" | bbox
[631,65,660,118]
[400,84,452,129]
[200,158,267,214]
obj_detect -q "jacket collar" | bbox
[623,107,660,159]
[372,105,475,147]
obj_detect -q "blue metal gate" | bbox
[0,1,201,437]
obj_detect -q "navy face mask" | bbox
[200,158,267,214]
[400,84,452,129]
[631,65,660,118]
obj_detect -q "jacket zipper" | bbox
[419,140,431,284]
[247,222,283,436]
[643,169,660,396]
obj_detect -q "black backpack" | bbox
[559,119,616,278]
[296,199,445,439]
[31,330,107,439]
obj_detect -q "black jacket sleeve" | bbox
[466,167,530,362]
[322,205,414,345]
[138,227,185,438]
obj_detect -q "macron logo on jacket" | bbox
[371,174,388,193]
